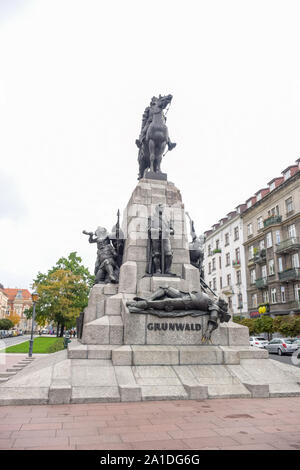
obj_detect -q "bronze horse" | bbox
[137,94,175,179]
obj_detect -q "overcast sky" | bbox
[1,0,300,290]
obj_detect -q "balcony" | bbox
[286,300,300,311]
[212,248,221,254]
[232,259,241,268]
[278,268,300,282]
[263,215,282,228]
[276,237,300,254]
[222,285,233,295]
[254,249,266,264]
[255,277,268,288]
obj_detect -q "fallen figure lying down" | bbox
[126,287,230,343]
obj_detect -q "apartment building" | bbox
[2,288,33,331]
[242,160,300,317]
[0,288,9,319]
[203,206,248,316]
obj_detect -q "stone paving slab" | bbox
[1,397,300,449]
[1,348,300,405]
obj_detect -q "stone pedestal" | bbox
[80,177,250,350]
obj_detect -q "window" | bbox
[295,284,300,301]
[257,216,263,230]
[227,274,231,286]
[219,257,222,269]
[235,247,240,261]
[209,281,212,289]
[286,197,293,214]
[247,223,253,236]
[216,239,219,250]
[225,233,229,246]
[250,269,256,284]
[268,259,275,275]
[248,245,254,260]
[213,278,216,291]
[257,193,262,202]
[247,200,252,209]
[208,244,212,255]
[236,270,241,285]
[212,258,216,271]
[263,290,269,303]
[219,277,222,289]
[262,265,267,278]
[266,232,272,248]
[234,227,239,240]
[228,297,232,310]
[226,252,230,266]
[292,253,300,268]
[281,286,286,303]
[275,230,281,244]
[284,169,291,180]
[278,257,283,273]
[259,239,265,250]
[238,293,243,309]
[268,205,279,216]
[271,288,277,304]
[208,262,211,274]
[251,294,258,308]
[288,224,296,238]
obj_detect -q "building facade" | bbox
[203,207,248,317]
[2,288,33,331]
[242,161,300,317]
[0,289,9,319]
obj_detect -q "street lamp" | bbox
[29,291,39,357]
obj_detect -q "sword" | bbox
[159,206,164,274]
[200,276,218,298]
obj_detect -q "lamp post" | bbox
[29,291,39,357]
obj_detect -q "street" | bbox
[269,351,300,368]
[0,335,31,348]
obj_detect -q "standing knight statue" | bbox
[147,204,175,275]
[186,212,205,280]
[136,94,176,179]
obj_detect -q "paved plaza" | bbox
[0,397,300,450]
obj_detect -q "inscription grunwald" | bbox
[147,323,202,331]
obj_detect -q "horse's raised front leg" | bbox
[148,139,155,172]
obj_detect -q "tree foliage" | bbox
[254,315,274,340]
[0,318,14,330]
[26,252,93,331]
[273,315,300,338]
[8,311,22,327]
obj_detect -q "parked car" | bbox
[265,338,299,356]
[249,336,268,348]
[41,329,49,335]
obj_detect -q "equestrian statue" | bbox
[136,94,176,179]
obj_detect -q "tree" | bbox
[240,318,257,335]
[273,315,300,337]
[254,315,274,340]
[8,311,21,327]
[0,318,14,330]
[232,316,257,335]
[26,252,93,336]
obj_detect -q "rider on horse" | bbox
[135,96,176,151]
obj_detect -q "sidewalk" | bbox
[0,397,300,450]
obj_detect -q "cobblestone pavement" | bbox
[0,397,300,450]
